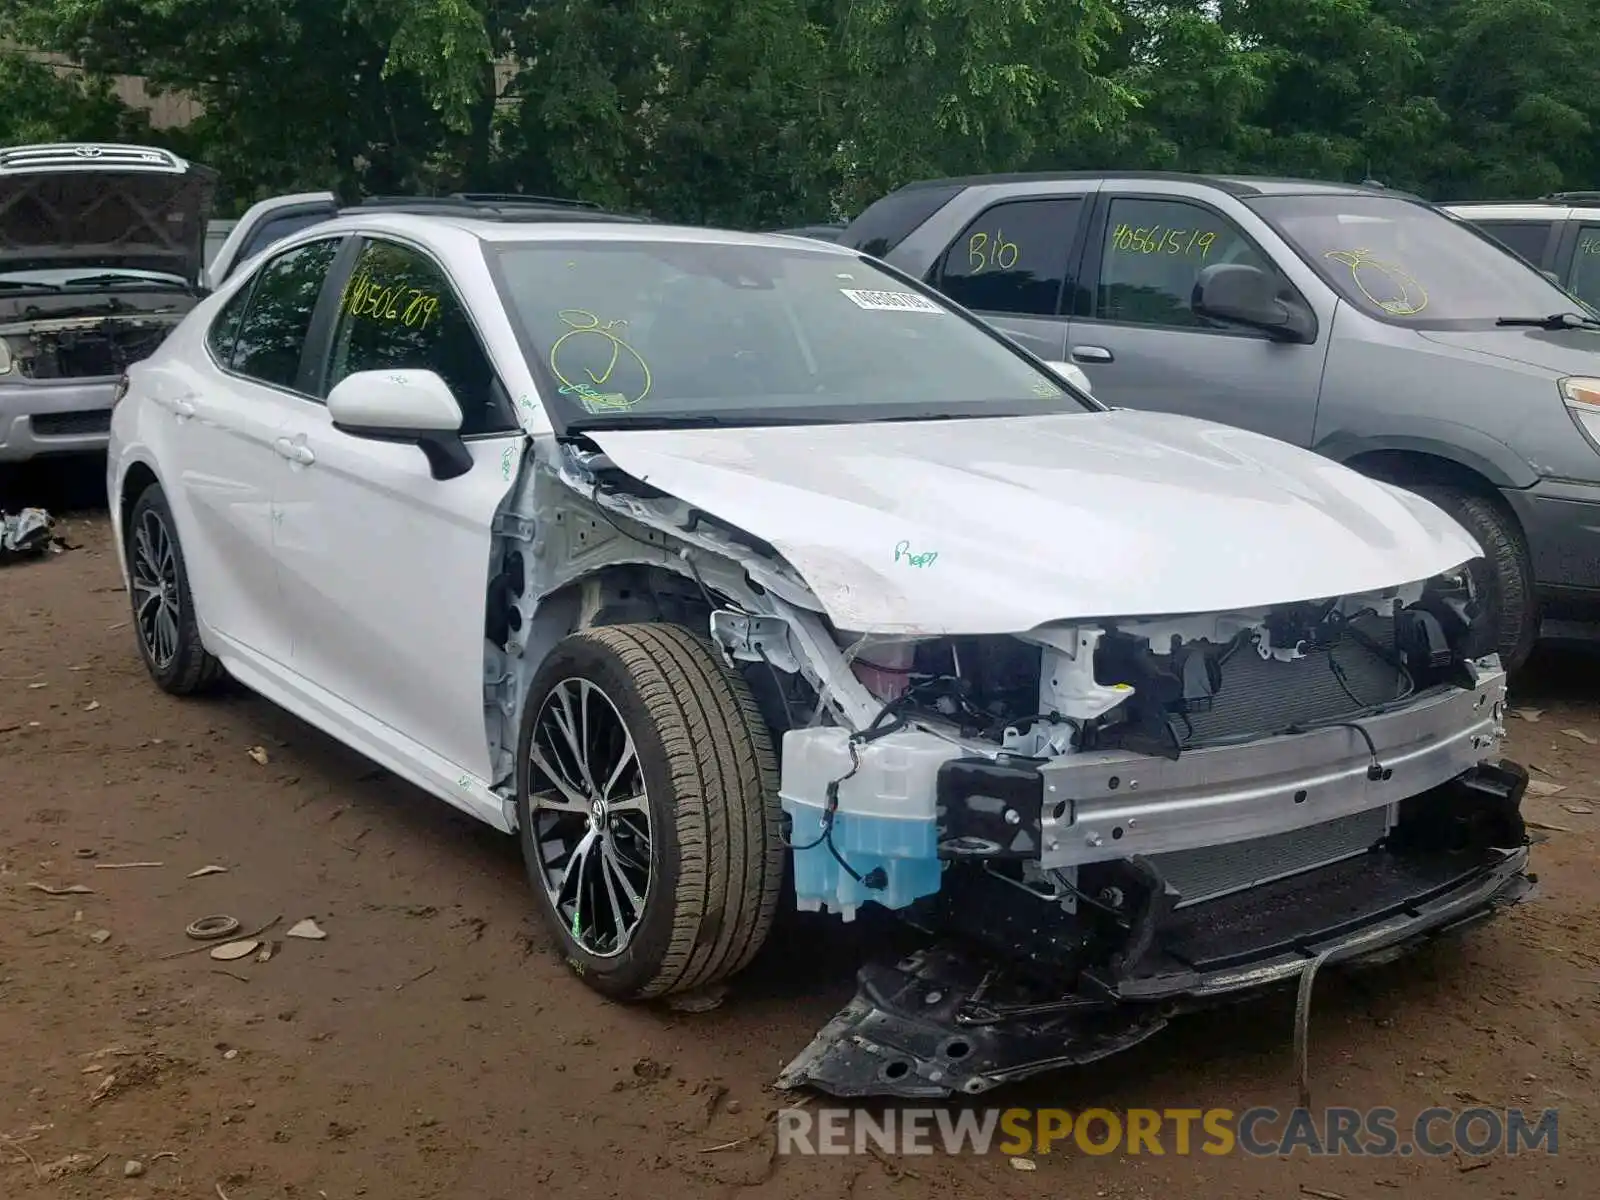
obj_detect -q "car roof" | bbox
[892,169,1420,200]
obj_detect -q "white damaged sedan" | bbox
[106,199,1531,1098]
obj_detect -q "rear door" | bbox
[1066,190,1328,446]
[171,234,347,664]
[920,194,1090,361]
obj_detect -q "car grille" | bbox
[31,410,112,437]
[1149,804,1393,908]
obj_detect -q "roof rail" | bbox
[1541,191,1600,204]
[344,192,644,223]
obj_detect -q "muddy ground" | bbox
[2,460,1597,1199]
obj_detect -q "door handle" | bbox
[273,437,316,466]
[1071,345,1115,363]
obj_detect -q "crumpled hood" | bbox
[586,409,1482,634]
[0,155,217,283]
[1418,326,1600,377]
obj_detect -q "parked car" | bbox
[108,197,1529,1098]
[1445,194,1600,312]
[768,222,847,242]
[838,170,1600,672]
[0,142,217,462]
[201,191,611,290]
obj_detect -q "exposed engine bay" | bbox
[478,434,1532,1100]
[1,298,190,380]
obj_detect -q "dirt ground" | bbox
[2,460,1597,1200]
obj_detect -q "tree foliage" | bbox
[2,0,1598,222]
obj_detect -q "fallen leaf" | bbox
[247,746,269,766]
[83,700,100,712]
[1527,780,1567,797]
[209,940,260,961]
[187,865,228,878]
[1562,728,1597,745]
[26,882,93,896]
[286,918,326,941]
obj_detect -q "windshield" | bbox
[485,240,1096,428]
[1248,194,1594,328]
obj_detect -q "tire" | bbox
[514,623,784,1001]
[124,482,224,695]
[1414,484,1538,672]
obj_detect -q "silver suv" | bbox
[840,171,1600,671]
[0,143,217,462]
[1445,194,1600,315]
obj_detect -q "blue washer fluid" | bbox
[778,726,953,921]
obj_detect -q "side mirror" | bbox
[326,368,473,481]
[1042,360,1094,395]
[1192,263,1315,343]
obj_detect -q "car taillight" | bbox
[111,374,130,407]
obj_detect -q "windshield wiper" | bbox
[59,274,189,290]
[1496,311,1600,331]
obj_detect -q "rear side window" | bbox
[1473,220,1555,266]
[228,238,341,390]
[936,198,1081,317]
[206,283,250,364]
[1569,227,1600,309]
[1095,197,1277,329]
[324,239,513,435]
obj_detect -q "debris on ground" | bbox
[0,508,53,563]
[208,940,259,961]
[185,915,241,941]
[26,882,93,896]
[187,865,228,878]
[124,1159,145,1178]
[286,918,326,941]
[1512,708,1544,723]
[1562,728,1598,745]
[1527,780,1568,796]
[247,746,270,766]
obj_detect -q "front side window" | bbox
[1095,197,1276,329]
[936,198,1082,317]
[1568,227,1600,310]
[486,240,1098,430]
[228,238,341,390]
[1251,194,1589,327]
[324,239,512,435]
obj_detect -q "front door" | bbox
[1067,193,1329,447]
[271,235,524,784]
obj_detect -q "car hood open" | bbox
[585,409,1482,635]
[0,160,217,284]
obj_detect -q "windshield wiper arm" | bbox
[1496,311,1600,331]
[59,274,188,289]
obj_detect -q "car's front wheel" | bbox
[515,623,785,1001]
[124,482,223,695]
[1414,484,1538,672]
